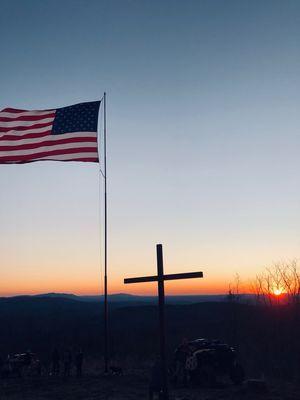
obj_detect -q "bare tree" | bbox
[227,273,241,303]
[227,274,242,349]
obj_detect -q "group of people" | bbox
[51,348,84,378]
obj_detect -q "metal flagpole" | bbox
[103,92,109,373]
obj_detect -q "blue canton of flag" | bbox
[52,101,100,135]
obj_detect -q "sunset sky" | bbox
[1,0,300,296]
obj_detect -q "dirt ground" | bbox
[0,373,299,400]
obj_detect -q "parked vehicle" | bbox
[0,352,41,378]
[172,338,245,386]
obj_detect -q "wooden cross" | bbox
[124,244,203,400]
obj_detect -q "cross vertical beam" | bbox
[156,244,168,400]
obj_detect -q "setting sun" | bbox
[273,287,284,296]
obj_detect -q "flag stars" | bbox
[52,101,100,135]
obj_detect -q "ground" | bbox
[0,373,299,400]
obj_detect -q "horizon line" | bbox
[0,291,252,298]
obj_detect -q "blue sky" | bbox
[1,0,300,295]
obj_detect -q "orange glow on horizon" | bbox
[0,262,257,297]
[0,277,230,297]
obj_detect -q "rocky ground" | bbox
[0,372,299,400]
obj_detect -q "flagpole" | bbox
[103,91,109,373]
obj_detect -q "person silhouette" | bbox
[174,338,191,387]
[149,357,163,400]
[63,349,72,378]
[75,349,83,378]
[51,347,60,376]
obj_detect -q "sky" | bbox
[1,0,300,296]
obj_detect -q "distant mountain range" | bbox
[1,292,254,304]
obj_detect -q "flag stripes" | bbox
[0,118,54,129]
[0,110,54,118]
[0,149,99,163]
[0,133,97,149]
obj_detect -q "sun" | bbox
[273,287,283,296]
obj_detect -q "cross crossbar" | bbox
[124,271,203,284]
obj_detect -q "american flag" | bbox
[0,101,100,164]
